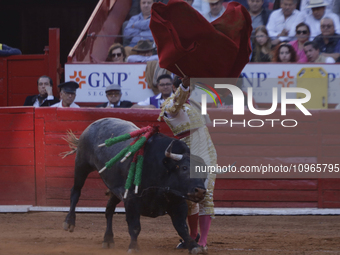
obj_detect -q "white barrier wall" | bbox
[242,63,340,104]
[65,63,340,105]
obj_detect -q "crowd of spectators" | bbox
[249,0,340,63]
[18,0,340,109]
[111,0,340,64]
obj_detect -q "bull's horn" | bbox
[165,141,183,161]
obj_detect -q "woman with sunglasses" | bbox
[289,22,310,63]
[106,43,126,62]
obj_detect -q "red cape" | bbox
[149,0,252,78]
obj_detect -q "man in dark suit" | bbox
[96,84,133,108]
[24,75,59,107]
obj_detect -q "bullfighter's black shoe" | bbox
[176,233,200,249]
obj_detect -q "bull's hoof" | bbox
[62,222,75,232]
[102,242,114,249]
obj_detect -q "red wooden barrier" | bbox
[0,28,60,107]
[0,107,35,205]
[1,107,340,208]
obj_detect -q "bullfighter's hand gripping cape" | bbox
[149,0,252,78]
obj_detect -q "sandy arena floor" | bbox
[0,212,340,255]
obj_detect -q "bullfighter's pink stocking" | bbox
[198,215,211,247]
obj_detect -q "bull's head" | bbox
[163,141,206,203]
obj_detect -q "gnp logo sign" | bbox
[194,78,311,128]
[69,71,86,88]
[241,70,295,88]
[65,64,154,103]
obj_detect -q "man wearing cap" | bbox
[51,81,80,108]
[203,0,226,22]
[24,75,60,107]
[96,84,133,108]
[294,0,340,38]
[126,40,159,63]
[133,74,173,108]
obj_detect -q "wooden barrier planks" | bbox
[1,107,340,208]
[214,179,319,208]
[0,108,35,205]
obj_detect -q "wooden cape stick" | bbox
[175,64,186,77]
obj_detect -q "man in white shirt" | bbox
[51,81,80,108]
[266,0,304,45]
[295,0,340,38]
[203,0,226,22]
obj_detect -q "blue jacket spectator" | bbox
[313,17,340,61]
[0,44,22,56]
[123,0,154,47]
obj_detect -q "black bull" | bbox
[63,118,207,253]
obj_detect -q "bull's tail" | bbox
[60,130,79,158]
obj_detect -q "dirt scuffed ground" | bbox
[0,212,340,255]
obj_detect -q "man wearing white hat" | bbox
[300,0,334,15]
[293,0,340,38]
[203,0,226,22]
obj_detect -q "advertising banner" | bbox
[65,63,340,104]
[64,64,154,103]
[242,63,340,104]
